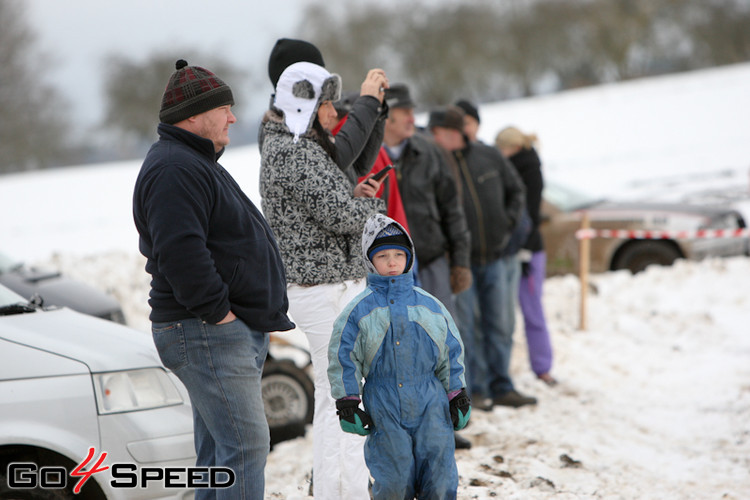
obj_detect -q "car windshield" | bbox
[543,180,605,212]
[0,283,27,307]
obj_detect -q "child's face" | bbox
[372,248,407,276]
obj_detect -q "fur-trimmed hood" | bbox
[361,213,415,275]
[273,61,341,143]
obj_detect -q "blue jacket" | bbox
[133,124,294,332]
[327,214,466,498]
[328,214,465,400]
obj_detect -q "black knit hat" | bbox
[159,60,234,125]
[268,38,326,88]
[455,99,480,124]
[367,224,413,272]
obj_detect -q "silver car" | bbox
[541,181,749,275]
[0,284,196,499]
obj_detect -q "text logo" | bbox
[7,447,235,493]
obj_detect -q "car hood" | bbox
[0,307,160,373]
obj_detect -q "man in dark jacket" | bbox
[429,105,537,410]
[382,84,472,319]
[133,60,294,500]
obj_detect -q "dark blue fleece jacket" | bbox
[133,124,294,332]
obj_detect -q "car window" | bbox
[0,283,26,306]
[544,181,604,211]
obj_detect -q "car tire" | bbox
[612,241,682,274]
[262,358,314,446]
[0,470,74,499]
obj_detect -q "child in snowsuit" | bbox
[328,213,471,499]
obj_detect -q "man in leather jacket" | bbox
[382,84,472,319]
[429,105,537,410]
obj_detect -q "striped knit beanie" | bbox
[367,223,413,271]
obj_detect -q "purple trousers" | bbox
[518,251,554,376]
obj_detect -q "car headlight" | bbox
[92,368,183,414]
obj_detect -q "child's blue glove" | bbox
[335,398,373,436]
[449,389,471,431]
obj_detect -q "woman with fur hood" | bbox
[259,61,387,499]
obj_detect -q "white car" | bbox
[0,284,197,499]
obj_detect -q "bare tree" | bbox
[0,0,77,172]
[299,6,397,93]
[687,0,750,67]
[101,52,248,154]
[298,0,750,111]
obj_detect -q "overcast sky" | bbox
[26,0,310,130]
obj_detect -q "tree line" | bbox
[301,0,750,105]
[1,0,748,173]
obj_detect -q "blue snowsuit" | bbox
[328,214,467,499]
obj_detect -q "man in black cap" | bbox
[383,84,473,450]
[429,105,537,410]
[266,38,388,185]
[133,60,294,500]
[382,84,472,320]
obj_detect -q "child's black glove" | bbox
[336,398,373,436]
[449,389,471,430]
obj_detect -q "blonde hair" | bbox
[495,126,538,151]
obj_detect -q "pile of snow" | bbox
[42,251,750,499]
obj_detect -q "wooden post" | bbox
[579,212,590,331]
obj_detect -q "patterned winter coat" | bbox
[259,113,385,285]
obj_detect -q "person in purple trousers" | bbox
[496,126,557,386]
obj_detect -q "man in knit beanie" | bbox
[454,99,481,143]
[134,60,294,500]
[159,59,235,125]
[429,103,536,411]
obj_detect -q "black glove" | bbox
[336,398,373,436]
[449,389,471,430]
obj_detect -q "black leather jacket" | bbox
[387,132,470,268]
[507,147,544,252]
[453,142,526,265]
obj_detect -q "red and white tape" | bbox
[575,228,750,240]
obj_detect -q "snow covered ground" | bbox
[2,63,750,498]
[37,250,750,499]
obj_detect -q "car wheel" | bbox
[612,241,682,274]
[262,358,314,446]
[0,470,74,499]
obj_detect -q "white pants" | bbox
[287,279,370,500]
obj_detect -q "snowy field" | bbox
[2,63,750,498]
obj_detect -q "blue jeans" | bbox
[417,255,457,319]
[152,318,270,500]
[455,255,519,398]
